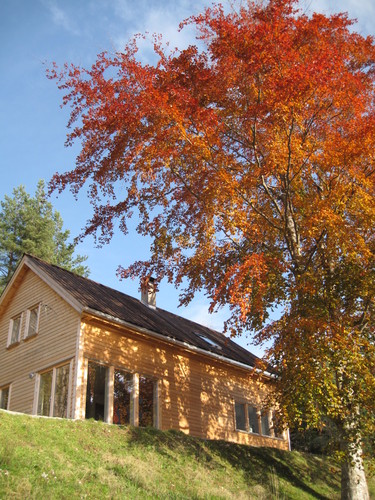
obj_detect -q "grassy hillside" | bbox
[0,410,373,499]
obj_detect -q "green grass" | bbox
[0,410,373,499]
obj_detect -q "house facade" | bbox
[0,255,289,450]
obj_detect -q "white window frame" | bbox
[35,360,73,418]
[84,360,160,429]
[7,313,23,347]
[0,385,11,410]
[24,303,41,339]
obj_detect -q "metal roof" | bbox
[25,255,260,370]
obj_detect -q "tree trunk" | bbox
[341,442,369,500]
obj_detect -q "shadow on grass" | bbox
[125,426,339,499]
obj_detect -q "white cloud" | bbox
[182,301,227,332]
[303,0,375,35]
[109,0,234,62]
[41,0,80,35]
[106,0,375,65]
[110,1,199,59]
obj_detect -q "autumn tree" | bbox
[48,1,375,497]
[0,180,89,292]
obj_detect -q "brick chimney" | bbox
[141,276,156,309]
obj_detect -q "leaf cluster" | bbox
[47,0,375,449]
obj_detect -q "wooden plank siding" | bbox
[0,259,289,451]
[81,315,289,450]
[0,268,80,417]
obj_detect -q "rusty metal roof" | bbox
[25,255,260,370]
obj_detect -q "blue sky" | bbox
[1,0,374,355]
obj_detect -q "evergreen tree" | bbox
[0,180,89,292]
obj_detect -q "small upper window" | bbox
[25,304,40,339]
[0,386,10,410]
[8,314,22,346]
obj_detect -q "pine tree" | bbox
[0,180,89,292]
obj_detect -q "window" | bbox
[86,362,107,421]
[37,363,71,418]
[113,369,132,425]
[85,362,158,428]
[6,305,41,346]
[8,314,22,346]
[25,304,40,338]
[196,333,222,350]
[38,371,53,416]
[271,411,284,439]
[139,375,155,427]
[0,386,10,410]
[235,402,247,431]
[53,364,70,417]
[234,402,277,438]
[248,406,260,434]
[261,411,271,436]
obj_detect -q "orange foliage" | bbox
[48,0,375,472]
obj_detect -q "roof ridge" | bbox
[23,254,260,369]
[24,253,150,307]
[25,253,222,333]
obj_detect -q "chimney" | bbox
[141,276,156,309]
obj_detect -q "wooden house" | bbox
[0,254,289,450]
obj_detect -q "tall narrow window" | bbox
[25,304,40,338]
[53,364,70,418]
[272,411,283,439]
[261,411,271,436]
[235,402,247,431]
[38,370,53,416]
[8,314,22,346]
[37,363,71,418]
[86,362,107,421]
[113,370,132,425]
[0,387,10,410]
[248,406,260,434]
[139,376,155,427]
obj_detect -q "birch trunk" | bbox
[341,442,369,500]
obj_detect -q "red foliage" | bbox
[48,3,375,477]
